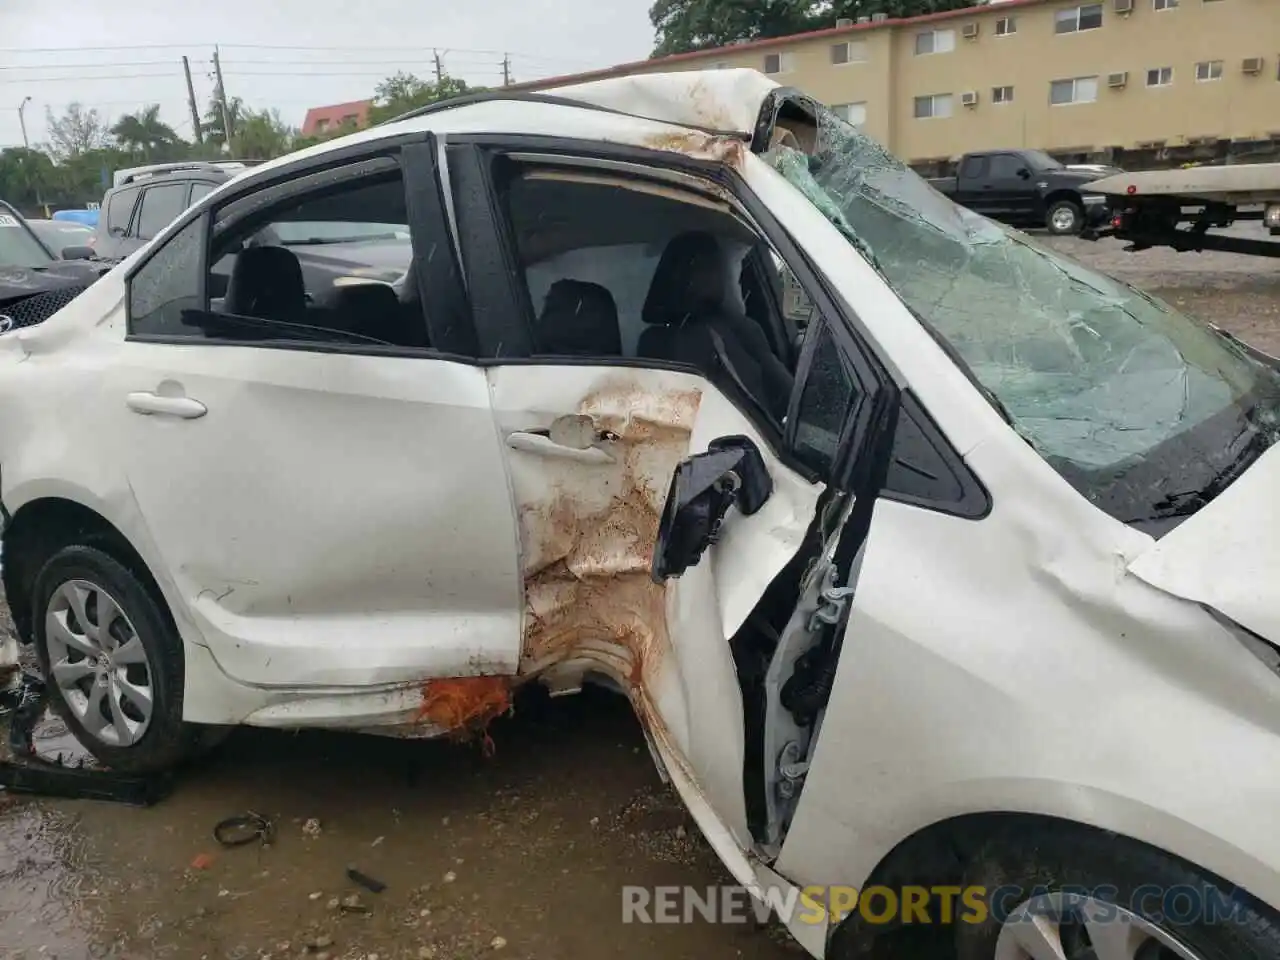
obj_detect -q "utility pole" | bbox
[212,46,233,154]
[502,54,512,87]
[433,49,445,84]
[182,56,204,143]
[17,95,31,149]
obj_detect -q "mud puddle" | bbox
[0,682,803,960]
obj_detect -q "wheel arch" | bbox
[823,806,1280,957]
[1,493,168,646]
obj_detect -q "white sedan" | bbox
[3,70,1280,960]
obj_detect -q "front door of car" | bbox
[103,136,525,694]
[445,138,896,878]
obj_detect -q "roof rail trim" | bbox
[380,90,747,141]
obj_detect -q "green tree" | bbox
[110,104,184,161]
[202,95,247,153]
[650,0,976,55]
[236,108,297,160]
[367,71,480,126]
[44,103,110,161]
[0,147,58,211]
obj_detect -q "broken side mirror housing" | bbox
[651,436,773,582]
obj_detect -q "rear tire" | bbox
[1046,199,1084,235]
[32,545,198,774]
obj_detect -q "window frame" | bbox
[133,180,192,242]
[763,52,791,75]
[995,16,1017,35]
[441,133,899,486]
[1146,66,1174,87]
[913,93,954,119]
[992,85,1015,104]
[105,184,141,238]
[831,102,868,126]
[1195,59,1224,81]
[914,29,956,56]
[1049,76,1100,105]
[1054,3,1103,33]
[1153,0,1178,9]
[123,131,466,358]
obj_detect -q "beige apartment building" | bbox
[515,0,1280,165]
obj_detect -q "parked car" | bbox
[0,200,112,332]
[93,163,232,261]
[5,71,1280,960]
[27,218,96,258]
[928,148,1114,234]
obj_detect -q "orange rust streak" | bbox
[417,677,513,740]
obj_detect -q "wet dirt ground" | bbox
[2,232,1279,960]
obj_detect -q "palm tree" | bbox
[203,96,246,153]
[110,105,182,160]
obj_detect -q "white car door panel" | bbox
[109,344,523,687]
[486,364,820,853]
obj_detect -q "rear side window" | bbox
[189,182,216,204]
[135,184,189,241]
[106,186,140,235]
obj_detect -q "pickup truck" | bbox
[928,149,1117,235]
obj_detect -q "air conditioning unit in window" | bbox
[961,90,979,107]
[1114,0,1133,12]
[836,17,853,27]
[856,15,871,23]
[1107,71,1129,88]
[870,12,888,21]
[962,22,980,39]
[1242,57,1264,75]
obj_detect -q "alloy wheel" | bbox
[44,579,154,747]
[1051,207,1079,233]
[994,891,1208,960]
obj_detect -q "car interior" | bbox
[201,175,425,348]
[502,166,806,423]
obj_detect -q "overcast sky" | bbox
[0,0,654,148]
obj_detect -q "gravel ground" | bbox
[2,231,1278,960]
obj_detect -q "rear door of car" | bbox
[100,135,526,700]
[128,181,190,252]
[443,134,898,882]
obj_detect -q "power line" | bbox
[0,42,600,66]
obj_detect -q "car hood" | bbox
[1127,443,1280,642]
[0,261,104,303]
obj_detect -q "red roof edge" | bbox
[508,0,1048,91]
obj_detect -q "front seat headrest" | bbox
[537,279,622,356]
[641,231,727,327]
[224,245,307,324]
[331,282,407,344]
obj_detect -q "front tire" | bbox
[1046,199,1084,235]
[32,545,198,774]
[955,821,1280,960]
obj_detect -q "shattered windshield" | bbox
[0,208,56,269]
[767,107,1280,529]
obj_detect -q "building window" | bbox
[914,93,954,119]
[1146,66,1174,86]
[832,102,867,126]
[1195,59,1224,81]
[995,17,1017,35]
[1054,4,1103,33]
[914,29,956,56]
[992,85,1015,104]
[1050,76,1099,104]
[830,40,868,64]
[1153,0,1178,8]
[763,52,792,74]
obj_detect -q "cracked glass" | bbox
[767,107,1280,530]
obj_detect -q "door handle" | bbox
[506,431,614,464]
[125,392,207,419]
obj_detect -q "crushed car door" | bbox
[445,137,896,881]
[106,136,525,694]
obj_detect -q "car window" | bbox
[135,184,190,241]
[988,154,1024,180]
[189,182,216,204]
[792,322,860,476]
[0,210,55,268]
[127,216,204,336]
[29,221,93,251]
[105,186,140,236]
[130,164,427,349]
[769,106,1280,528]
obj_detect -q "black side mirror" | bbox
[651,436,773,582]
[60,245,95,261]
[1017,167,1031,179]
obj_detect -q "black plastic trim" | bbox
[881,389,992,520]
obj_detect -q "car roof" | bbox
[228,70,783,189]
[109,168,229,193]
